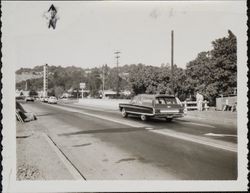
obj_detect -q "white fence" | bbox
[181,101,209,112]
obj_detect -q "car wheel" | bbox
[166,118,173,122]
[141,114,147,121]
[121,108,128,118]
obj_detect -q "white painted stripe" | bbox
[62,103,118,113]
[179,121,215,128]
[44,103,237,152]
[150,130,237,152]
[205,133,237,137]
[45,103,148,128]
[43,133,85,180]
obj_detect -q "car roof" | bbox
[138,94,175,98]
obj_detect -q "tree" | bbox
[210,30,237,96]
[87,68,102,97]
[29,90,38,96]
[184,30,237,105]
[54,86,64,97]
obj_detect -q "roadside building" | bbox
[100,90,117,99]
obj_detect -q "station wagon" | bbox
[119,94,184,121]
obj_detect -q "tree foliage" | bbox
[185,30,237,104]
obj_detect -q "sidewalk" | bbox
[184,110,237,126]
[16,120,73,180]
[75,98,237,125]
[77,98,130,110]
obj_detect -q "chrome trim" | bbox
[125,110,155,116]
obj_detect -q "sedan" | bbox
[48,96,58,104]
[25,96,35,102]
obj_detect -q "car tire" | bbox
[141,114,147,121]
[165,118,173,122]
[121,108,128,118]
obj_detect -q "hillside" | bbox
[16,72,43,83]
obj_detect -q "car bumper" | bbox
[154,113,184,118]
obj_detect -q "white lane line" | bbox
[44,103,237,152]
[178,121,215,128]
[61,103,214,128]
[45,103,149,128]
[205,133,237,137]
[43,133,86,180]
[150,130,237,152]
[60,103,118,113]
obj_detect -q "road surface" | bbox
[19,100,237,180]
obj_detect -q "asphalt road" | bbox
[20,100,237,180]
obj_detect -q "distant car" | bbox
[119,94,184,121]
[43,97,49,103]
[48,96,57,104]
[25,96,35,102]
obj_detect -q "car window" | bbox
[141,96,153,105]
[137,96,142,105]
[155,97,177,105]
[131,96,138,104]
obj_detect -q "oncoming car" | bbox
[119,94,184,121]
[25,96,35,102]
[48,96,58,104]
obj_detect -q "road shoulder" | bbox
[16,121,74,180]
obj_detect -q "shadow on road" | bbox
[58,127,147,136]
[35,112,60,117]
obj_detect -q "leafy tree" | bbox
[185,30,237,105]
[87,68,102,97]
[54,86,64,97]
[210,30,237,96]
[29,90,38,96]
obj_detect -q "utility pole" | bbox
[102,64,105,98]
[25,80,28,91]
[43,64,48,97]
[171,30,174,95]
[114,51,121,97]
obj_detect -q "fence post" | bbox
[204,100,209,111]
[183,101,187,114]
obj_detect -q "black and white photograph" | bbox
[1,0,248,192]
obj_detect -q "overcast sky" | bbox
[3,1,246,70]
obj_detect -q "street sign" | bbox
[80,83,86,89]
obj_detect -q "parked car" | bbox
[48,96,58,104]
[25,96,35,102]
[43,97,49,103]
[119,94,184,121]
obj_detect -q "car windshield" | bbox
[155,97,177,105]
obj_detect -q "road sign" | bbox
[80,83,86,89]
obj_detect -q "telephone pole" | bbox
[114,51,121,97]
[102,64,105,98]
[43,64,48,97]
[171,30,174,95]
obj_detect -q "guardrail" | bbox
[181,100,209,112]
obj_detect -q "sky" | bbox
[3,1,246,70]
